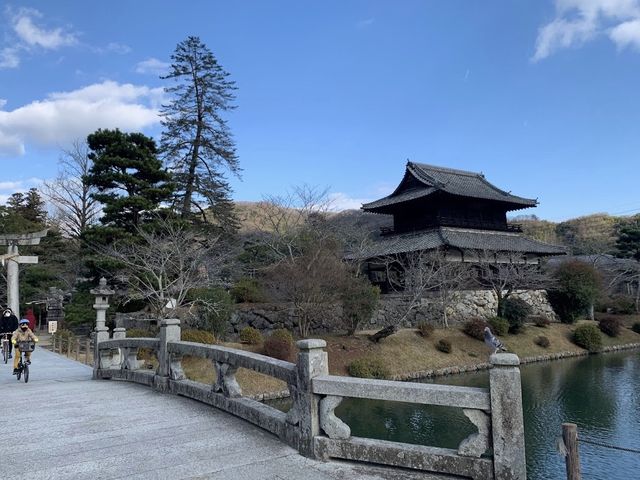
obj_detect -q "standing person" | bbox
[12,318,38,374]
[25,308,37,332]
[0,308,19,358]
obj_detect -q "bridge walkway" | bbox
[0,347,452,480]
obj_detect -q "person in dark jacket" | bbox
[0,308,19,358]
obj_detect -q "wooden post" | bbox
[85,338,91,365]
[75,339,80,360]
[66,339,71,357]
[562,423,581,480]
[52,335,56,352]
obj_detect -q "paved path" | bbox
[0,348,453,480]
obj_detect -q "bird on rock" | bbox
[484,327,506,354]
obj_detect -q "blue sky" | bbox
[1,0,639,221]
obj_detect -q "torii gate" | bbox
[0,229,48,317]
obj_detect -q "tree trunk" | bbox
[368,325,397,343]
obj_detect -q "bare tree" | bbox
[99,217,230,319]
[384,249,471,327]
[42,140,100,237]
[475,251,553,316]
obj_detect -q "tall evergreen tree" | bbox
[160,36,240,232]
[85,129,173,233]
[616,219,640,262]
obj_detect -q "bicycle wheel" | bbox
[23,364,29,383]
[16,366,21,381]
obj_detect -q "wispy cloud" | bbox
[11,7,78,49]
[328,192,372,211]
[533,0,640,61]
[135,57,170,75]
[0,177,44,203]
[0,47,20,68]
[356,18,375,29]
[0,80,163,156]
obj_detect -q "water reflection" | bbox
[335,351,640,480]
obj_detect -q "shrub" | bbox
[532,316,551,328]
[633,322,640,334]
[596,295,636,314]
[502,297,531,334]
[535,335,550,348]
[264,335,294,361]
[573,323,603,352]
[126,328,156,338]
[598,316,622,337]
[239,326,263,345]
[436,339,452,353]
[230,277,267,303]
[462,318,489,340]
[340,277,380,336]
[548,261,601,324]
[187,287,234,340]
[417,321,435,338]
[487,317,509,336]
[181,329,216,344]
[348,357,390,379]
[270,328,294,343]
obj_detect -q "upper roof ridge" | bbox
[408,161,481,178]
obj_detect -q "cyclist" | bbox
[0,308,19,358]
[12,319,38,374]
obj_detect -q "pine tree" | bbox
[616,219,640,262]
[85,129,173,233]
[160,36,240,233]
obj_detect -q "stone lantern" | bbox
[90,277,115,344]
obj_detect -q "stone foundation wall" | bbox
[229,303,342,335]
[369,289,557,329]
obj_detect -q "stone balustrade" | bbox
[94,319,526,480]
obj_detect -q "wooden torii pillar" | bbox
[0,230,48,317]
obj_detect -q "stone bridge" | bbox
[1,321,527,479]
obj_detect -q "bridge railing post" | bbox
[295,339,328,458]
[155,318,182,392]
[489,353,526,480]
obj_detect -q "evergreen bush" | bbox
[488,317,509,336]
[501,297,531,334]
[230,277,267,303]
[548,261,601,323]
[126,328,156,338]
[348,357,390,379]
[340,278,380,336]
[436,339,452,353]
[532,316,551,328]
[573,323,603,352]
[239,326,263,345]
[181,329,216,344]
[264,329,294,361]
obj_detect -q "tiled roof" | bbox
[346,227,567,259]
[362,162,537,211]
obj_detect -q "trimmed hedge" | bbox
[488,317,509,336]
[533,316,551,328]
[598,316,622,338]
[348,357,390,379]
[502,297,531,334]
[239,327,263,345]
[181,329,216,344]
[462,318,489,340]
[535,335,550,348]
[573,323,603,352]
[436,339,452,354]
[264,329,295,361]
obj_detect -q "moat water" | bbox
[334,350,640,480]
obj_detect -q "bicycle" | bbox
[1,333,10,364]
[15,340,35,383]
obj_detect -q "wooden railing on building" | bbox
[93,319,527,480]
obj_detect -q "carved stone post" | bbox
[112,327,126,368]
[91,278,114,378]
[489,353,526,480]
[295,339,328,458]
[155,318,182,392]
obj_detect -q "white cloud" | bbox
[104,42,131,54]
[12,8,78,50]
[356,18,375,29]
[135,57,170,75]
[533,0,640,60]
[328,192,372,211]
[610,18,640,48]
[0,99,6,109]
[0,80,163,156]
[0,178,43,203]
[0,47,20,68]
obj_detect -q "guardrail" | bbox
[94,319,526,480]
[51,334,93,366]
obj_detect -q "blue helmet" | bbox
[19,318,29,325]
